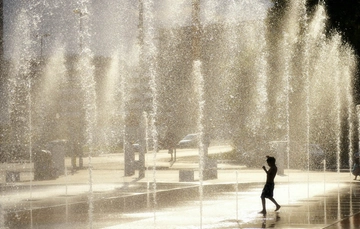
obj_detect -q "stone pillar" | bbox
[137,112,147,179]
[46,139,67,176]
[124,139,135,176]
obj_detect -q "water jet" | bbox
[0,0,358,228]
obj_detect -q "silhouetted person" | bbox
[71,141,83,172]
[203,133,210,156]
[259,156,281,214]
[352,153,360,180]
[166,132,177,162]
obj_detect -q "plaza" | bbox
[0,1,359,228]
[1,146,359,228]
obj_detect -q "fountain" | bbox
[0,0,358,228]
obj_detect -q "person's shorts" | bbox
[261,182,274,198]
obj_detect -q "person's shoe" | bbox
[275,205,281,211]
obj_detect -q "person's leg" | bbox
[260,184,269,214]
[269,197,281,211]
[168,149,173,161]
[259,197,266,214]
[71,156,76,169]
[79,155,83,169]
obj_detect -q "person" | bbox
[71,140,83,173]
[165,132,177,162]
[259,156,281,214]
[203,133,210,156]
[352,153,360,180]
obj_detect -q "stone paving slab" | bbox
[1,150,359,228]
[96,181,360,229]
[1,168,358,228]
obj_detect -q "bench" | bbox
[6,171,20,182]
[0,163,34,183]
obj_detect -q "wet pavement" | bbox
[1,147,360,228]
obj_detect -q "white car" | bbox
[177,134,199,148]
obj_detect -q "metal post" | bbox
[192,0,201,61]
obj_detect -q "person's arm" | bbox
[262,166,268,173]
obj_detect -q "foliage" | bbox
[307,0,360,102]
[272,0,360,101]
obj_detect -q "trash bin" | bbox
[33,150,57,180]
[203,157,217,180]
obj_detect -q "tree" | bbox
[307,0,360,102]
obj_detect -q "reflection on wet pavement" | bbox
[101,183,360,229]
[5,181,360,229]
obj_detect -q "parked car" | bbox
[132,138,162,152]
[177,133,199,148]
[132,143,140,152]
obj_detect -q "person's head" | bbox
[266,156,276,166]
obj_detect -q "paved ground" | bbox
[1,146,360,228]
